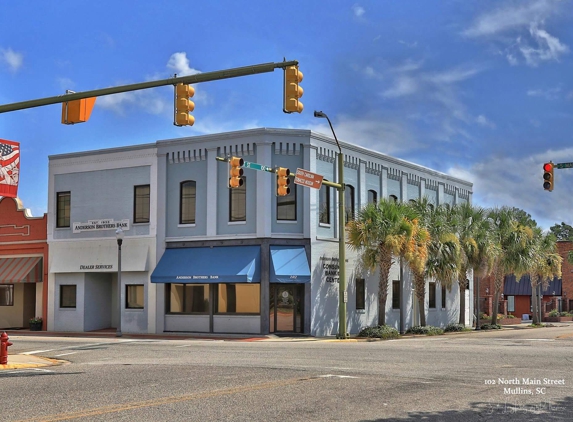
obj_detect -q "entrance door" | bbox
[270,284,303,333]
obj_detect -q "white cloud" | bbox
[97,89,167,116]
[463,1,569,67]
[448,148,573,230]
[167,52,201,77]
[381,76,418,98]
[426,66,483,84]
[1,48,23,72]
[399,40,418,48]
[463,0,554,37]
[352,4,365,18]
[309,114,420,156]
[476,115,496,129]
[527,86,561,100]
[519,24,569,66]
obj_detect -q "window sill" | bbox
[319,223,331,228]
[178,223,196,228]
[228,221,247,225]
[126,308,145,311]
[277,220,297,224]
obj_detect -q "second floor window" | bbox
[229,176,246,222]
[180,180,196,224]
[345,184,355,222]
[319,183,330,225]
[277,183,296,221]
[134,185,150,224]
[56,191,71,228]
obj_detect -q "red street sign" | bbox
[294,168,324,189]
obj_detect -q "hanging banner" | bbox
[0,138,20,198]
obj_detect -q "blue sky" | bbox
[1,0,572,230]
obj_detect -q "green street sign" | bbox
[243,161,273,172]
[555,162,573,169]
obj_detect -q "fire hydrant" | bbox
[1,331,13,365]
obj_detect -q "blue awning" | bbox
[151,246,260,283]
[270,246,310,283]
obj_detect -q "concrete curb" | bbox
[1,355,65,370]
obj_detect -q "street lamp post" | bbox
[115,227,124,337]
[314,110,348,339]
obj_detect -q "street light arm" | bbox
[314,111,342,155]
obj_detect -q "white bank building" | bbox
[47,128,473,336]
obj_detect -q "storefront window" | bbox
[126,285,144,309]
[168,284,209,314]
[0,285,14,306]
[216,284,260,314]
[60,285,77,308]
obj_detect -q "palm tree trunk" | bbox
[418,296,426,326]
[490,268,503,325]
[530,274,539,325]
[458,282,466,325]
[378,251,393,326]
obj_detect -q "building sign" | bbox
[73,219,130,233]
[320,257,339,283]
[176,275,219,280]
[79,264,113,270]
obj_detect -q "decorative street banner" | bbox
[0,138,20,198]
[73,219,130,233]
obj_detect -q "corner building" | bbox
[47,128,473,336]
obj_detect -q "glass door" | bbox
[270,284,303,333]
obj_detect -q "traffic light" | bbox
[543,162,554,191]
[276,167,291,196]
[61,97,96,125]
[284,65,303,113]
[174,83,195,126]
[229,156,244,188]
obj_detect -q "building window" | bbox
[277,183,296,221]
[56,191,71,228]
[126,285,144,309]
[368,190,377,204]
[167,284,209,314]
[508,295,515,312]
[389,194,398,203]
[134,185,150,224]
[180,180,197,224]
[60,285,77,308]
[345,184,355,221]
[229,176,246,222]
[319,182,331,225]
[216,283,260,314]
[392,280,400,309]
[0,285,14,306]
[429,282,436,309]
[441,285,446,309]
[355,278,365,310]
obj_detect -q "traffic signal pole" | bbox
[0,60,299,114]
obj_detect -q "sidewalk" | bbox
[1,354,62,370]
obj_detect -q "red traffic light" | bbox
[543,163,553,172]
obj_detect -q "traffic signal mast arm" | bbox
[0,60,299,114]
[215,156,342,189]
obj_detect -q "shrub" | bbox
[559,312,569,317]
[506,314,515,318]
[480,323,502,330]
[479,312,488,320]
[405,325,444,336]
[444,323,468,332]
[357,325,400,340]
[548,309,559,317]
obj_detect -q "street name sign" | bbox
[243,161,273,172]
[294,168,324,189]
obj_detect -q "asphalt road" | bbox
[3,325,573,421]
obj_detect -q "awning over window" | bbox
[0,257,42,283]
[151,246,261,284]
[270,246,310,283]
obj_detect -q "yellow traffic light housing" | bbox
[543,162,554,191]
[284,65,303,113]
[61,97,96,125]
[229,156,244,188]
[276,167,291,196]
[174,83,195,126]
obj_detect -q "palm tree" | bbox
[346,199,415,325]
[408,200,459,326]
[452,203,495,326]
[487,207,535,325]
[528,231,562,324]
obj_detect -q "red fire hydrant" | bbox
[1,331,13,365]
